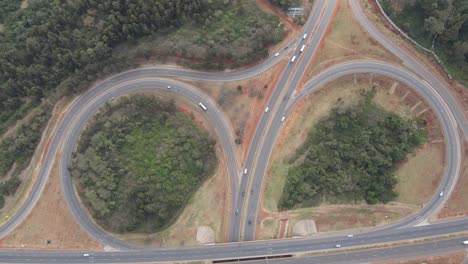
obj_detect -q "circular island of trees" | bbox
[70,95,217,233]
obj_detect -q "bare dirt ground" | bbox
[257,74,444,240]
[437,142,468,219]
[89,90,230,247]
[363,0,467,111]
[376,251,466,264]
[302,0,401,84]
[179,60,288,162]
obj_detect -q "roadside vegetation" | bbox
[279,89,428,210]
[70,95,217,233]
[379,0,468,83]
[0,0,283,210]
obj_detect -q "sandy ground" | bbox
[257,74,444,240]
[302,0,401,84]
[376,251,466,264]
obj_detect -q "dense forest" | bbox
[380,0,468,82]
[268,0,301,11]
[71,95,217,232]
[0,103,51,208]
[279,89,428,210]
[0,0,283,207]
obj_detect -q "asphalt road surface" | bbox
[0,0,466,263]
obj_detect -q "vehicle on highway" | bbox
[111,96,116,101]
[244,168,248,174]
[335,244,341,248]
[347,234,354,238]
[198,102,207,111]
[248,220,252,225]
[83,253,89,257]
[242,191,245,197]
[235,209,239,215]
[303,33,307,39]
[167,85,171,89]
[291,56,296,63]
[463,240,468,245]
[275,52,280,57]
[281,116,285,122]
[439,191,444,197]
[300,44,306,52]
[265,107,269,113]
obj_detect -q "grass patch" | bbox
[71,95,217,233]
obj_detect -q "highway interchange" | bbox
[0,0,467,263]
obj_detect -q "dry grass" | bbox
[180,59,288,162]
[291,203,417,234]
[362,0,467,109]
[377,251,466,264]
[303,0,401,82]
[0,155,101,249]
[0,97,75,225]
[437,143,468,219]
[117,158,228,247]
[259,74,444,239]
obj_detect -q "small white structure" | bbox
[196,226,215,244]
[292,219,317,237]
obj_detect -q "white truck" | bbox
[300,44,306,52]
[198,102,207,111]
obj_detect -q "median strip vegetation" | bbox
[279,89,428,210]
[70,95,217,233]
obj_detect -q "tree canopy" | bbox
[71,95,217,233]
[279,89,428,210]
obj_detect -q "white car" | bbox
[275,52,280,57]
[347,234,354,238]
[244,169,248,174]
[83,253,89,257]
[167,85,171,89]
[265,107,269,113]
[281,116,285,122]
[303,33,307,39]
[439,191,444,197]
[463,240,468,245]
[335,244,341,248]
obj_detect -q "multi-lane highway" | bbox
[0,0,466,263]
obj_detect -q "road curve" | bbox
[0,0,327,243]
[286,61,462,229]
[59,79,243,249]
[349,0,468,140]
